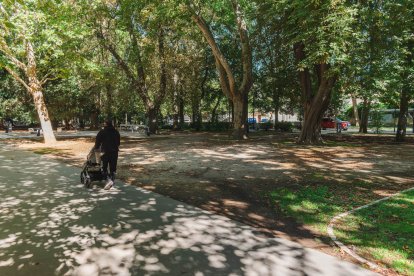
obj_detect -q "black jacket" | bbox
[94,126,120,152]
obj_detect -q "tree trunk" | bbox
[359,98,370,133]
[298,101,324,144]
[351,95,360,127]
[64,119,70,130]
[396,88,408,142]
[32,90,56,143]
[147,107,158,134]
[105,82,113,119]
[173,114,179,130]
[232,94,248,139]
[396,39,413,142]
[192,101,202,131]
[90,111,99,130]
[273,90,280,125]
[191,0,252,139]
[26,41,56,144]
[294,43,336,144]
[179,95,184,129]
[211,96,222,124]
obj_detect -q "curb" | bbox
[327,186,414,271]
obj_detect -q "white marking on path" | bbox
[328,186,414,271]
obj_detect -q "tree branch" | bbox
[231,0,253,96]
[155,26,167,108]
[0,40,27,71]
[96,28,136,82]
[4,65,30,91]
[40,72,58,85]
[191,13,236,99]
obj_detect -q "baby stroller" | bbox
[80,147,106,188]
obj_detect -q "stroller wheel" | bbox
[85,177,92,188]
[80,172,85,184]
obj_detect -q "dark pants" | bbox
[102,151,118,179]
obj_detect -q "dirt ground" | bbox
[12,131,414,265]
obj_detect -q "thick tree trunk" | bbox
[147,107,158,134]
[298,100,328,144]
[294,43,336,144]
[232,94,248,139]
[192,102,202,131]
[26,41,56,144]
[90,111,99,130]
[396,84,409,142]
[64,119,70,130]
[351,95,360,127]
[396,39,413,142]
[191,0,252,139]
[359,98,370,133]
[32,90,56,144]
[173,113,179,130]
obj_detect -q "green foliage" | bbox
[274,122,293,132]
[336,190,414,275]
[370,109,384,134]
[201,122,232,132]
[0,98,35,124]
[1,0,413,136]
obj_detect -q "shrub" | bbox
[370,109,383,134]
[201,122,232,131]
[274,121,293,132]
[258,122,273,131]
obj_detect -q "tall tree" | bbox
[186,0,253,139]
[387,1,414,142]
[0,1,60,143]
[90,0,169,134]
[273,1,357,144]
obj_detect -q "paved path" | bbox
[0,143,377,276]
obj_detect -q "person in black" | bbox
[94,120,120,189]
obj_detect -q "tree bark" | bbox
[97,22,167,135]
[396,86,408,142]
[26,41,56,144]
[211,96,222,124]
[396,39,413,142]
[90,110,100,130]
[273,90,280,125]
[191,0,252,139]
[294,43,336,144]
[351,95,360,127]
[359,98,370,133]
[147,107,158,134]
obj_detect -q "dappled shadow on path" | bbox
[118,134,414,239]
[0,144,375,276]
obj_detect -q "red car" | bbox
[321,118,350,130]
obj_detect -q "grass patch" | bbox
[334,190,414,275]
[269,185,345,233]
[269,184,413,274]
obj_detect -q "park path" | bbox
[0,143,378,276]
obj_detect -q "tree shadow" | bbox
[0,143,375,275]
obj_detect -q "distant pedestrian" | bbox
[94,120,120,189]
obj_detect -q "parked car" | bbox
[321,118,350,130]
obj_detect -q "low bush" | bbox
[274,121,293,132]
